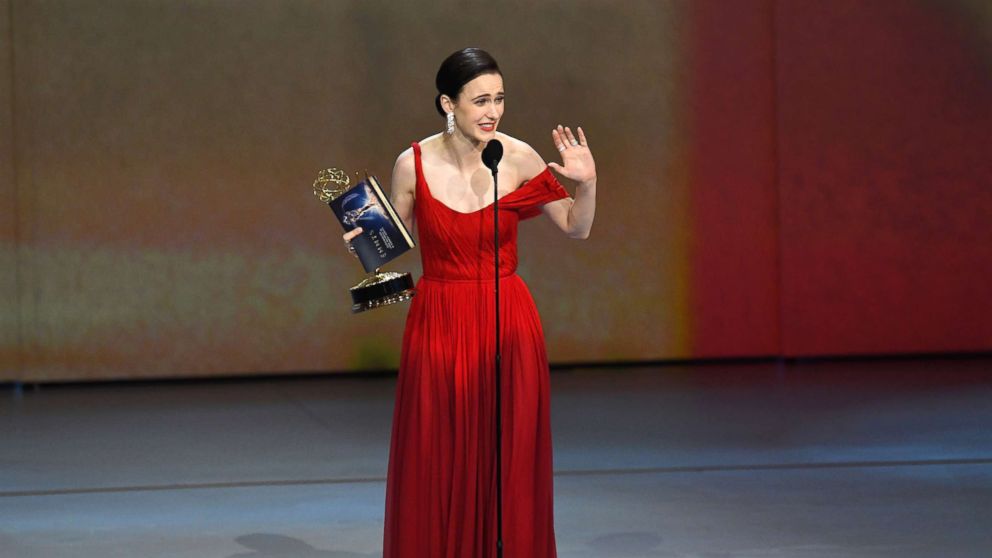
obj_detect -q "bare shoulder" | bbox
[393,146,415,175]
[496,132,546,180]
[417,133,445,157]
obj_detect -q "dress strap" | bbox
[410,142,431,205]
[410,142,422,177]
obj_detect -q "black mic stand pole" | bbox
[482,138,505,557]
[491,160,504,558]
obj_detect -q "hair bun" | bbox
[434,48,501,119]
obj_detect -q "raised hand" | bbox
[549,125,596,185]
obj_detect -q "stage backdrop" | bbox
[1,0,990,382]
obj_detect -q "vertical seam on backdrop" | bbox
[769,0,785,357]
[6,0,24,380]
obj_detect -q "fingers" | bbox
[343,227,363,242]
[564,126,578,147]
[548,162,564,173]
[552,128,566,152]
[343,227,363,257]
[553,124,586,153]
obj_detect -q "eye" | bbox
[475,99,487,106]
[495,96,504,104]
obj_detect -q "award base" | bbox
[350,270,415,313]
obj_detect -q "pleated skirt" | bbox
[383,274,557,558]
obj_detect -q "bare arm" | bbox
[542,125,597,239]
[389,148,416,233]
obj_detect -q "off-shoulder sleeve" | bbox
[503,167,570,220]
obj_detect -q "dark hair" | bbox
[434,48,502,117]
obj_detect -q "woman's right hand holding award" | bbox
[343,227,363,257]
[313,168,416,313]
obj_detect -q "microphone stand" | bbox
[491,161,504,558]
[482,138,505,557]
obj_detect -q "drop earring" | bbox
[446,112,455,135]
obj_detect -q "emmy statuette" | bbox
[313,168,416,313]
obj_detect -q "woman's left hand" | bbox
[549,125,596,185]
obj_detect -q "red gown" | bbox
[383,142,568,557]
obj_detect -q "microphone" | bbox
[482,139,503,174]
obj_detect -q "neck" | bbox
[442,130,486,170]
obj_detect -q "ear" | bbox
[440,94,456,114]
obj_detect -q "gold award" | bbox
[313,167,415,313]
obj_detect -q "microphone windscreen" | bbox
[482,139,504,172]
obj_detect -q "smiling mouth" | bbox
[479,123,496,131]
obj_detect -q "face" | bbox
[443,72,504,143]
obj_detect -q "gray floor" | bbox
[2,357,991,557]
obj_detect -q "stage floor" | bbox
[2,357,991,557]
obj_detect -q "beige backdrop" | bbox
[2,0,689,381]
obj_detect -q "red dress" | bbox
[383,142,568,557]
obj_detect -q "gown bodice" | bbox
[411,141,569,281]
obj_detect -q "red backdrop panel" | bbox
[687,0,780,357]
[775,0,992,355]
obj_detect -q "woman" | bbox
[346,48,596,558]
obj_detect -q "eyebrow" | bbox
[471,92,505,101]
